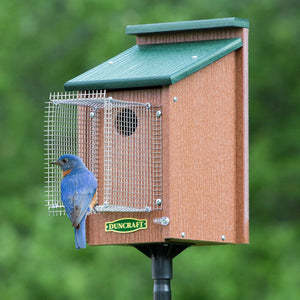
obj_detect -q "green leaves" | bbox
[0,0,299,298]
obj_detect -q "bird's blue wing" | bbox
[72,189,94,228]
[61,170,97,228]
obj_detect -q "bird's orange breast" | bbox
[63,169,72,177]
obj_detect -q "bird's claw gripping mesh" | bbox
[45,91,163,215]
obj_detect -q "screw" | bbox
[156,199,162,206]
[221,235,226,241]
[161,217,169,225]
[181,232,185,238]
[173,96,177,102]
[153,217,169,226]
[156,110,162,117]
[90,112,95,118]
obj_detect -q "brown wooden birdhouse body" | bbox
[56,18,249,246]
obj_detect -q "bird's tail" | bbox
[74,215,87,249]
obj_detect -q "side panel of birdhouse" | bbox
[165,51,248,245]
[86,88,169,246]
[137,27,249,245]
[235,29,249,244]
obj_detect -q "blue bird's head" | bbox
[51,154,85,176]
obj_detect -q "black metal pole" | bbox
[153,279,171,300]
[134,243,190,300]
[151,245,172,300]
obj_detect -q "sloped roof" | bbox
[64,38,242,91]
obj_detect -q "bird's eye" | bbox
[62,158,68,164]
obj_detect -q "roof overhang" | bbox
[125,18,249,36]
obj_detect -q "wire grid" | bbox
[44,91,103,215]
[45,90,163,215]
[98,101,162,212]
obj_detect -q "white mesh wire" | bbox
[99,101,162,212]
[45,90,162,215]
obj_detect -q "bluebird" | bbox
[51,154,97,249]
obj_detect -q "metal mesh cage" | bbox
[45,91,163,215]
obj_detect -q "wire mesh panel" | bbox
[45,91,162,215]
[99,101,162,212]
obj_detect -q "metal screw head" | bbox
[173,96,177,102]
[156,110,162,117]
[90,112,95,118]
[153,217,169,226]
[221,235,226,241]
[181,232,185,238]
[161,217,169,226]
[156,199,162,206]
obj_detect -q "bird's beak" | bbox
[50,161,60,165]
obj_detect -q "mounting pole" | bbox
[151,245,172,299]
[134,243,190,300]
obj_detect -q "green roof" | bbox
[126,18,249,35]
[64,38,243,91]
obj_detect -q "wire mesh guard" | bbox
[45,91,163,215]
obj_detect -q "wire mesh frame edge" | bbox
[49,90,152,109]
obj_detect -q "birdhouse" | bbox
[45,17,249,247]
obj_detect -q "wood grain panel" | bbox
[107,88,162,106]
[87,210,167,245]
[136,28,245,45]
[235,29,249,243]
[167,53,238,244]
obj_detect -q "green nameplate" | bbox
[105,218,147,233]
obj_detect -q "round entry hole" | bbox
[115,108,138,136]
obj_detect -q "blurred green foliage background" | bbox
[0,0,299,299]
